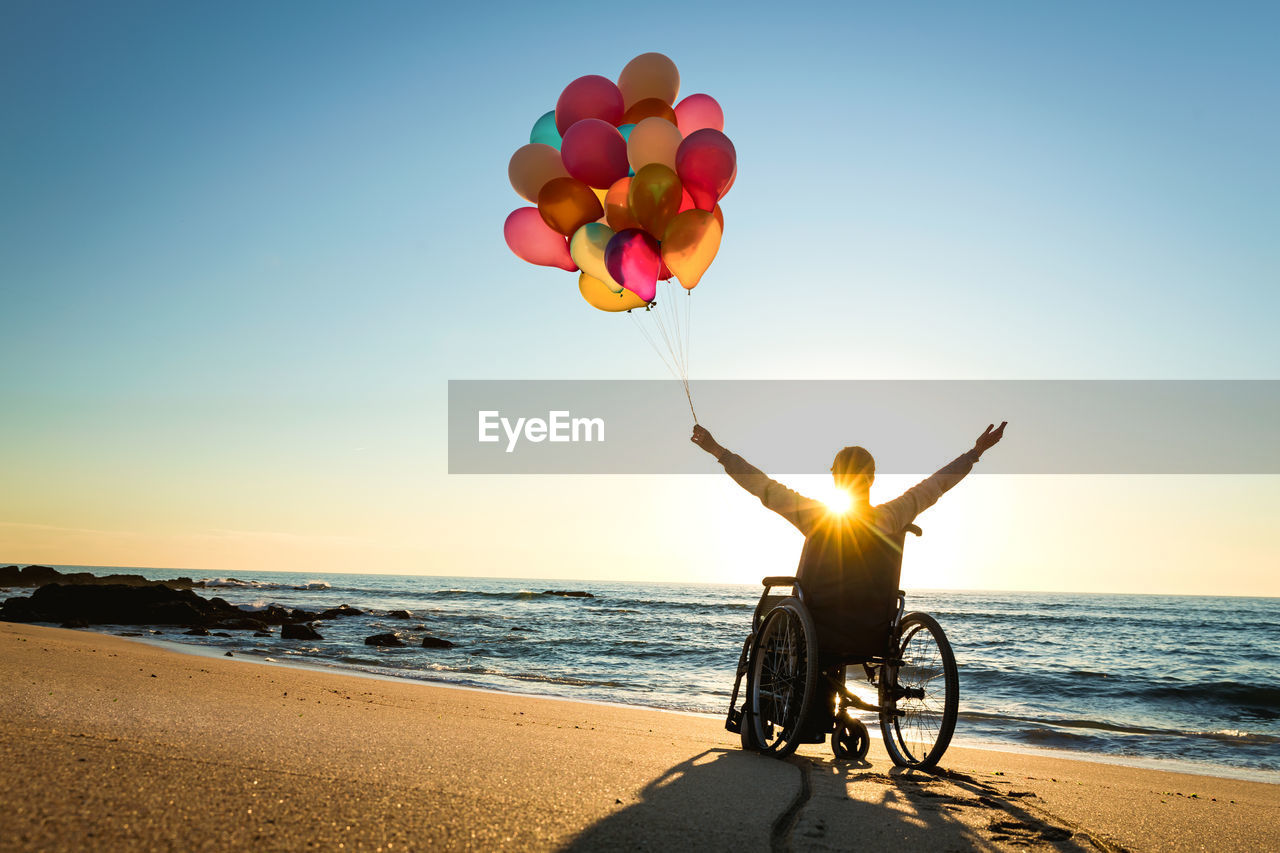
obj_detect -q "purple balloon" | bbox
[605,228,660,302]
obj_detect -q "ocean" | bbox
[8,567,1278,782]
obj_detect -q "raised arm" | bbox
[878,422,1007,533]
[692,425,825,535]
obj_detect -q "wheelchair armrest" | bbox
[761,576,799,588]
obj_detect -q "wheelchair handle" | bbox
[761,576,799,588]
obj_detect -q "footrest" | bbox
[725,707,743,734]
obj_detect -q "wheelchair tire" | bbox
[745,598,818,758]
[879,612,959,770]
[831,717,870,761]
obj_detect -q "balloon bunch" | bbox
[503,52,733,306]
[502,53,734,417]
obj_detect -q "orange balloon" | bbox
[538,177,604,237]
[579,273,649,311]
[604,177,641,232]
[627,116,683,173]
[621,97,678,127]
[661,209,722,290]
[617,52,680,108]
[628,164,682,239]
[508,143,569,203]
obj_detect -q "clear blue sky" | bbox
[2,2,1277,592]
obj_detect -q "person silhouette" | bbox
[692,421,1007,740]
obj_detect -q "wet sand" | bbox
[1,622,1276,851]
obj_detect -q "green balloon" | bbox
[530,110,561,150]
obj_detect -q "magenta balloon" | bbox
[674,93,724,135]
[503,208,577,272]
[560,119,630,189]
[604,228,660,302]
[675,129,737,212]
[555,75,625,135]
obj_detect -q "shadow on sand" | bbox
[563,749,1097,852]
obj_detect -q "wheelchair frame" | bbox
[725,531,959,768]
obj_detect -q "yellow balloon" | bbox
[627,116,683,173]
[661,209,722,290]
[508,143,569,203]
[579,273,649,312]
[570,223,624,293]
[617,52,680,109]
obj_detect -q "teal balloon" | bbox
[530,110,562,150]
[618,124,636,176]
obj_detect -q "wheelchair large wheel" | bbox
[745,599,818,757]
[879,612,958,770]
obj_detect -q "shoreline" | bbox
[79,622,1280,786]
[5,621,1278,851]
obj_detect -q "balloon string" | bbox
[630,310,680,380]
[655,284,697,424]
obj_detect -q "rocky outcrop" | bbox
[364,632,405,647]
[281,623,322,640]
[386,610,413,619]
[0,565,201,589]
[0,584,316,630]
[317,605,363,619]
[421,635,455,649]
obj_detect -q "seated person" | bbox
[692,422,1006,734]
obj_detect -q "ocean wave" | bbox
[201,577,331,591]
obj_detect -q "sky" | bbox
[1,1,1277,595]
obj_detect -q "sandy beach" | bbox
[2,622,1276,852]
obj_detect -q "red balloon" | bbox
[504,208,577,271]
[674,93,724,135]
[560,119,629,189]
[605,228,661,302]
[675,129,736,212]
[555,75,625,135]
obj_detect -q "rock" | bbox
[0,583,295,631]
[386,610,413,619]
[281,623,322,640]
[253,631,273,637]
[365,632,405,647]
[421,635,455,649]
[0,564,201,589]
[224,651,233,657]
[60,619,90,629]
[316,605,363,619]
[1,584,213,626]
[184,627,211,636]
[544,590,594,598]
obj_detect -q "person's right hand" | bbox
[972,421,1008,458]
[691,425,726,459]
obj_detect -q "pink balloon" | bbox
[605,229,660,302]
[503,208,577,271]
[674,94,724,136]
[560,119,630,189]
[675,129,736,211]
[555,75,625,135]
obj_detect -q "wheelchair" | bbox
[724,525,959,769]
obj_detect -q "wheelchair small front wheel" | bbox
[746,598,818,758]
[879,612,959,770]
[831,717,870,761]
